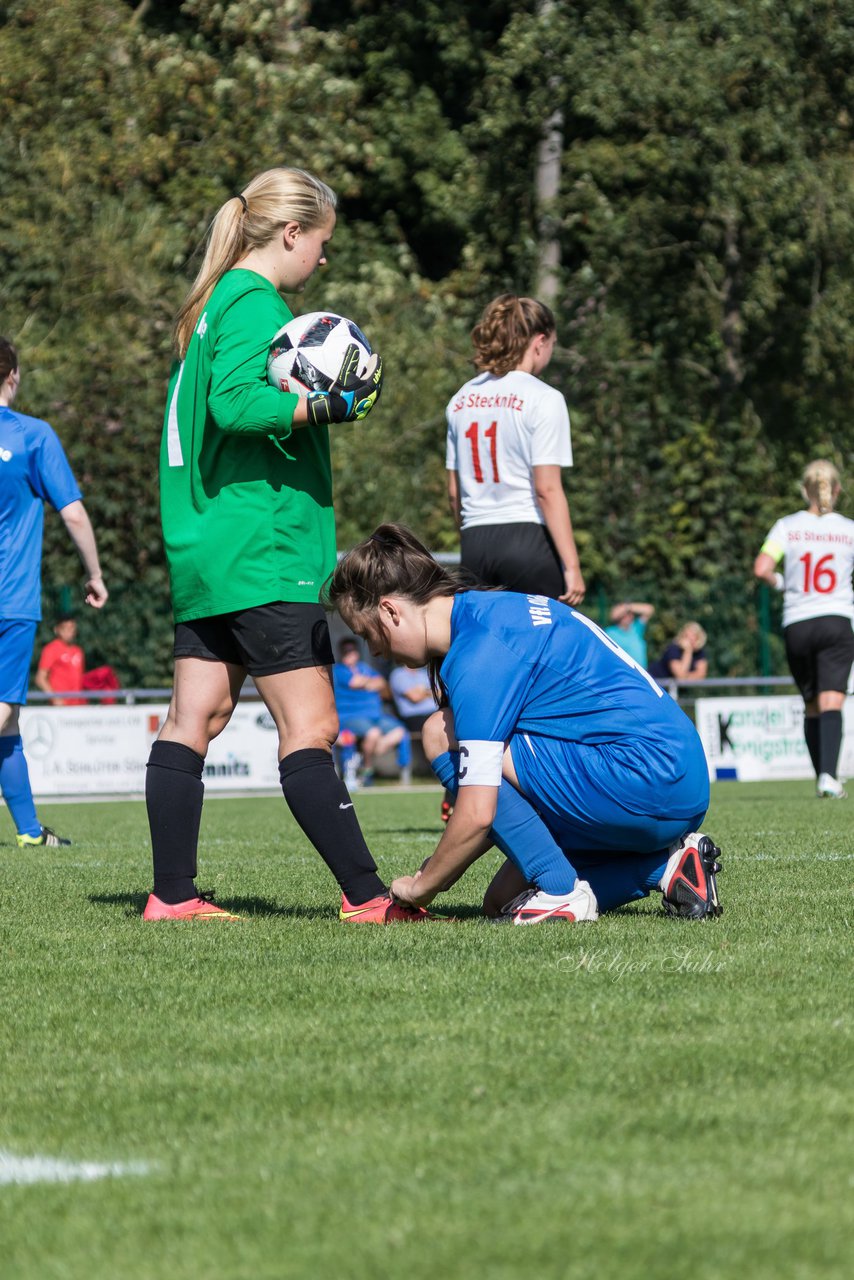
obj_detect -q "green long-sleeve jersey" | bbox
[159,270,336,622]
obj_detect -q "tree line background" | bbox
[2,0,853,685]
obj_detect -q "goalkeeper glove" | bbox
[305,351,384,427]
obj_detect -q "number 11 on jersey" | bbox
[465,420,500,484]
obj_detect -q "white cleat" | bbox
[817,772,847,799]
[499,880,599,925]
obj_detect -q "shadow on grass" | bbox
[88,892,327,920]
[88,892,487,923]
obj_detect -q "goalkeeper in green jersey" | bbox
[144,166,428,924]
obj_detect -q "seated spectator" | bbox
[332,638,412,785]
[604,601,655,668]
[35,616,86,706]
[389,665,440,732]
[648,622,709,684]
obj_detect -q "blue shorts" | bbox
[341,713,406,740]
[510,730,709,855]
[0,620,38,705]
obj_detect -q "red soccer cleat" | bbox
[339,892,436,923]
[142,892,242,921]
[660,833,723,920]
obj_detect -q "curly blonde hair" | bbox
[471,294,555,376]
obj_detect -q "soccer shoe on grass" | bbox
[142,892,242,921]
[339,892,436,923]
[660,833,723,920]
[817,772,847,799]
[497,881,599,925]
[16,825,71,849]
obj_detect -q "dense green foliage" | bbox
[0,784,852,1277]
[2,1,852,683]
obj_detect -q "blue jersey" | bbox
[0,407,82,621]
[440,592,703,799]
[332,661,384,722]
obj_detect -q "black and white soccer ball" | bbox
[266,312,373,394]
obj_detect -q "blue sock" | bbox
[431,750,576,894]
[397,732,412,769]
[0,735,40,838]
[577,852,668,913]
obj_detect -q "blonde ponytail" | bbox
[173,167,337,359]
[801,459,841,515]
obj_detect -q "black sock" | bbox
[819,710,843,779]
[146,740,205,903]
[279,748,385,904]
[804,717,821,776]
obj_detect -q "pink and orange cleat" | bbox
[339,892,436,923]
[143,892,241,921]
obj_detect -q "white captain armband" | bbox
[457,740,505,787]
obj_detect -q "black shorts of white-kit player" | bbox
[173,602,334,674]
[460,523,564,599]
[784,614,854,702]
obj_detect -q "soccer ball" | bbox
[266,312,373,395]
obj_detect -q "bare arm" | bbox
[34,669,53,695]
[401,685,432,704]
[754,551,783,589]
[347,670,390,697]
[447,470,461,529]
[533,465,585,605]
[667,639,708,681]
[390,785,497,906]
[58,501,108,608]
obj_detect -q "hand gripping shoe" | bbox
[339,892,436,923]
[660,833,723,920]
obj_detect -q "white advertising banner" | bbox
[695,695,854,782]
[15,696,854,796]
[18,703,284,797]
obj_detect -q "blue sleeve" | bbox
[28,422,82,511]
[445,627,532,743]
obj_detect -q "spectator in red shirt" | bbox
[35,616,86,706]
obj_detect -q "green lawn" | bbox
[0,782,851,1280]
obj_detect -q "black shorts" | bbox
[460,522,563,598]
[784,614,854,702]
[173,602,334,676]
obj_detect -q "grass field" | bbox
[0,781,851,1280]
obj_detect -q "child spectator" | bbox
[35,616,86,706]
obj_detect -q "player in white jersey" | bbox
[445,294,585,605]
[754,459,854,798]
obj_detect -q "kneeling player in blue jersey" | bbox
[325,524,722,924]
